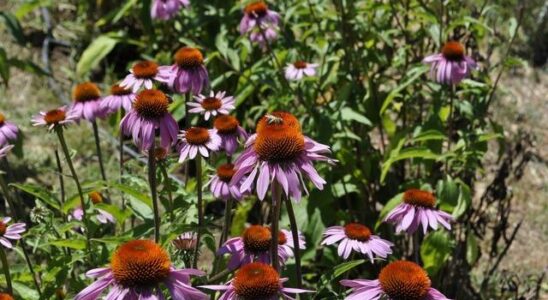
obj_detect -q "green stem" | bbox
[285,197,303,288]
[193,155,203,268]
[212,197,233,275]
[148,144,161,243]
[91,120,108,188]
[54,126,92,261]
[159,164,174,223]
[119,128,126,232]
[445,85,455,173]
[0,247,12,294]
[270,182,282,272]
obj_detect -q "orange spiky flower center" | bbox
[403,189,436,208]
[244,1,268,18]
[111,240,170,288]
[73,82,101,102]
[254,112,305,163]
[201,97,222,110]
[277,231,287,245]
[0,221,7,235]
[293,61,307,69]
[233,262,280,299]
[379,260,431,300]
[174,47,204,69]
[344,223,372,242]
[132,60,159,78]
[441,41,465,61]
[44,109,67,124]
[185,127,210,145]
[0,113,5,125]
[110,84,133,96]
[88,191,103,204]
[217,163,236,182]
[0,293,14,300]
[243,225,272,253]
[214,115,239,134]
[133,90,169,120]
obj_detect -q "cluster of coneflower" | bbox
[0,0,480,299]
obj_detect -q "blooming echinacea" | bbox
[32,106,78,131]
[188,91,235,120]
[423,41,477,85]
[321,223,393,262]
[218,225,305,270]
[284,61,318,81]
[341,260,450,300]
[69,82,107,122]
[201,262,312,299]
[231,112,335,202]
[384,189,453,234]
[101,84,136,114]
[0,217,26,249]
[120,89,178,151]
[0,113,19,147]
[214,115,247,155]
[120,60,171,93]
[75,240,207,300]
[177,127,221,162]
[240,1,280,46]
[160,47,209,95]
[208,163,245,201]
[151,0,189,20]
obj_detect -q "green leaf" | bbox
[420,231,454,276]
[110,182,152,207]
[375,193,403,230]
[380,65,429,114]
[0,12,26,45]
[436,176,459,211]
[381,147,441,183]
[340,107,372,126]
[333,260,365,277]
[466,232,479,265]
[76,34,118,78]
[452,180,471,218]
[0,48,9,85]
[10,183,60,210]
[12,281,39,300]
[412,130,446,143]
[49,239,86,250]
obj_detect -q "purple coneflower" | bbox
[120,60,171,93]
[177,127,221,162]
[69,82,107,122]
[284,61,318,81]
[218,225,305,270]
[214,115,247,156]
[160,47,209,95]
[173,231,198,251]
[321,223,393,262]
[201,262,311,299]
[423,41,477,85]
[208,163,244,201]
[75,240,206,300]
[0,217,26,249]
[0,114,19,147]
[188,91,235,120]
[0,145,13,158]
[384,189,453,234]
[240,1,280,46]
[151,0,189,20]
[101,84,136,114]
[341,260,450,300]
[120,89,178,151]
[89,192,115,224]
[231,112,335,202]
[31,107,78,131]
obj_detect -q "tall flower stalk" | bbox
[91,120,109,200]
[0,246,12,294]
[54,126,92,260]
[285,197,303,287]
[193,155,203,268]
[148,143,161,243]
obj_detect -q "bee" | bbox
[265,114,283,125]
